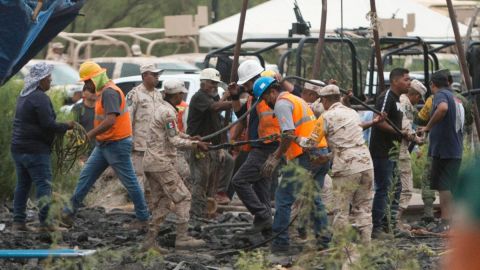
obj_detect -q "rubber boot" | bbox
[175,223,205,249]
[141,228,168,253]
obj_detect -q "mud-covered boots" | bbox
[175,223,205,249]
[141,228,168,253]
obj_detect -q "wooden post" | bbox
[224,0,248,127]
[369,0,385,93]
[312,0,327,78]
[446,0,480,141]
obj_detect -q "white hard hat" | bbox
[237,60,263,85]
[200,68,221,82]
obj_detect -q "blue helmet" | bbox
[253,76,277,98]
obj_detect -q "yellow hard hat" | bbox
[260,69,276,78]
[79,61,106,81]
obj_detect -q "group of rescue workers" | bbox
[10,57,471,254]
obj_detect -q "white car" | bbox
[92,57,199,79]
[113,73,225,104]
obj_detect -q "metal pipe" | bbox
[369,0,385,93]
[312,0,327,78]
[284,76,403,135]
[224,0,249,127]
[446,0,480,141]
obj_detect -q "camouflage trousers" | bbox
[398,157,413,210]
[144,168,192,229]
[189,149,234,218]
[422,157,435,219]
[333,169,374,244]
[132,151,152,206]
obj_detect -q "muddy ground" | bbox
[0,203,445,270]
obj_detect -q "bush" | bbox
[0,79,23,200]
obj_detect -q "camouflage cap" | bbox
[410,79,427,99]
[163,79,188,94]
[140,64,162,74]
[304,80,325,95]
[318,84,340,96]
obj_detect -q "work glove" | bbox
[261,154,281,178]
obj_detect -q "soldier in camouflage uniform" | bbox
[304,85,376,243]
[126,64,163,206]
[397,80,426,231]
[142,79,209,251]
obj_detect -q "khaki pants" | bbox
[144,168,192,227]
[398,158,413,210]
[333,169,374,244]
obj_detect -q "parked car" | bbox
[113,73,225,104]
[92,57,199,79]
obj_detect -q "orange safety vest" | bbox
[257,100,280,143]
[176,100,188,133]
[278,92,327,160]
[94,81,132,142]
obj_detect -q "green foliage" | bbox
[411,144,428,189]
[0,79,23,200]
[235,250,269,270]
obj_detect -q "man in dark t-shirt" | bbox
[369,68,411,238]
[187,68,235,217]
[71,85,97,152]
[418,71,463,233]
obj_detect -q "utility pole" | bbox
[446,0,480,141]
[369,0,385,94]
[224,0,248,127]
[312,0,327,79]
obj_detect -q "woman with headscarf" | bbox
[11,62,73,232]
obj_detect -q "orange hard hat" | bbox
[79,61,106,81]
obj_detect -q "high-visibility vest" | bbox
[257,100,280,143]
[176,100,188,133]
[278,92,327,160]
[94,81,132,142]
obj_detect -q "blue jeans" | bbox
[66,137,149,221]
[12,153,52,224]
[372,158,399,231]
[272,150,330,248]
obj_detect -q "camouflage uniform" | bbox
[126,83,163,205]
[398,94,415,210]
[143,100,198,233]
[310,102,374,243]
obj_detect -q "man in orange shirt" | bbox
[63,61,149,228]
[254,76,331,254]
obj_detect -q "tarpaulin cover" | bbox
[0,0,85,85]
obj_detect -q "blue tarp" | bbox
[0,249,96,259]
[0,0,85,85]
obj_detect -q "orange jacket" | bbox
[278,92,327,160]
[176,101,188,133]
[94,81,132,142]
